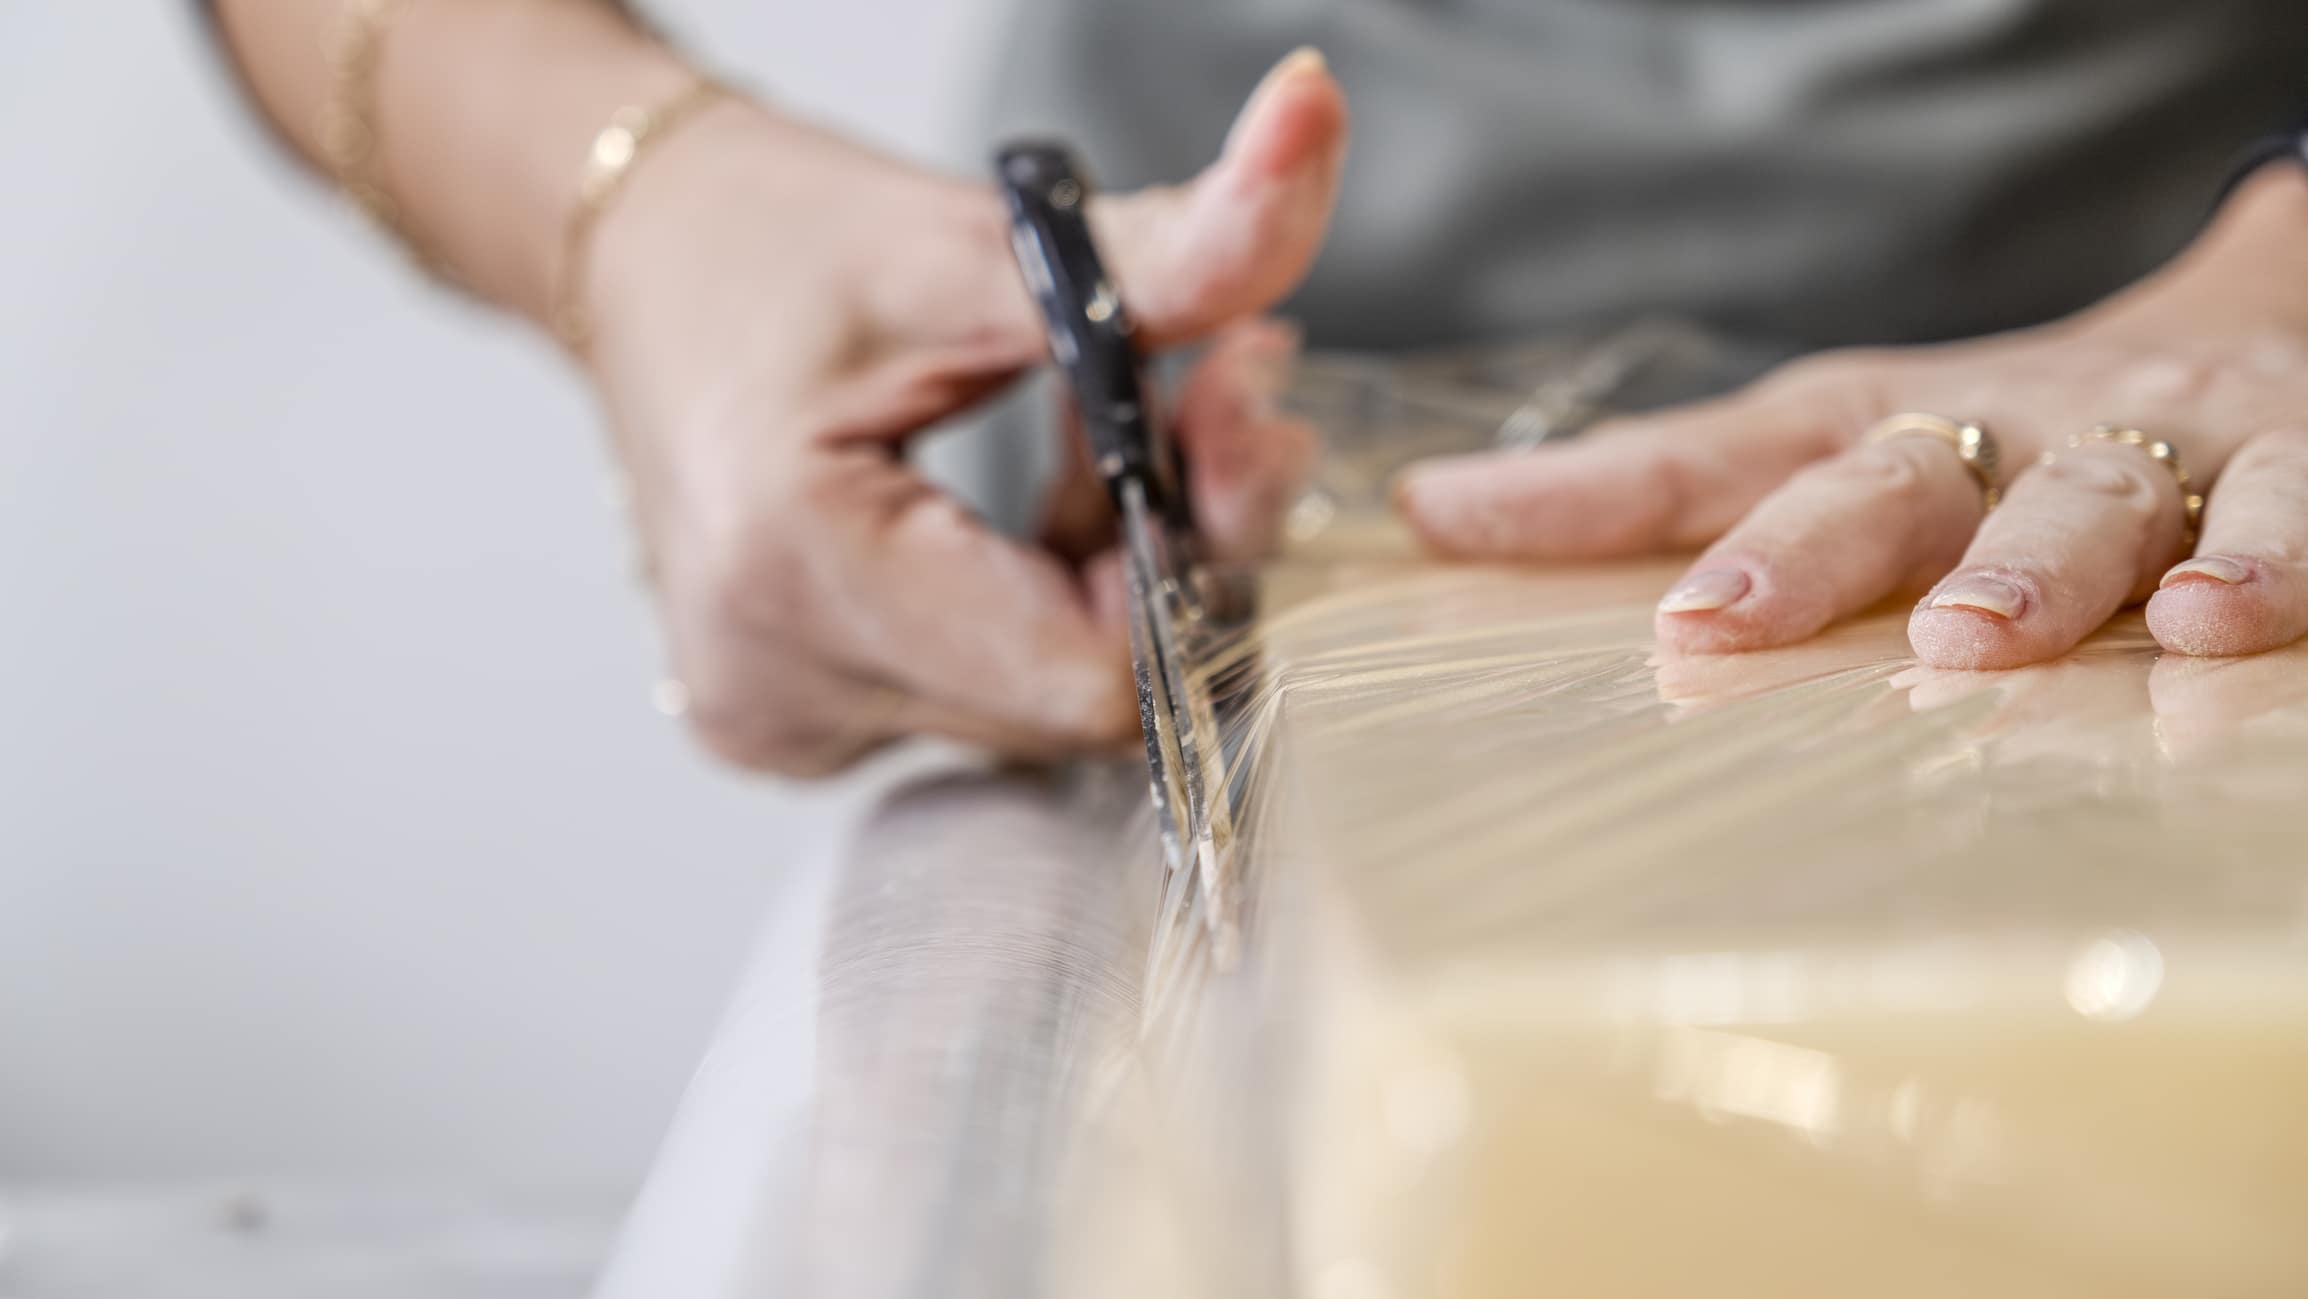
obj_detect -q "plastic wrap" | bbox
[1112,558,2308,1299]
[600,340,2308,1299]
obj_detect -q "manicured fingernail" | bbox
[1274,46,1328,79]
[1929,573,2028,620]
[1230,47,1331,157]
[2160,555,2251,588]
[1243,47,1328,119]
[1658,569,1750,614]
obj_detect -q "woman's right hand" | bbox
[579,51,1347,774]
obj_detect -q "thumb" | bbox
[925,47,1348,362]
[1097,46,1350,346]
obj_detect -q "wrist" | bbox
[582,104,984,385]
[2106,162,2308,337]
[374,0,696,322]
[2206,160,2308,269]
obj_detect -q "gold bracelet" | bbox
[553,77,731,348]
[320,0,454,282]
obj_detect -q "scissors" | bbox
[995,141,1237,930]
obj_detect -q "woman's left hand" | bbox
[1396,164,2308,668]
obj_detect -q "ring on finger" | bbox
[1864,412,2002,511]
[2036,425,2206,545]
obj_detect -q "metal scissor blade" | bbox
[1117,479,1196,886]
[995,140,1236,951]
[1119,482,1235,951]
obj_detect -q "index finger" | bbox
[901,48,1347,369]
[831,452,1137,750]
[1392,379,1861,560]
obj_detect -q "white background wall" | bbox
[0,0,1003,1211]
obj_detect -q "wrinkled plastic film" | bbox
[1087,557,2308,1299]
[1064,330,2308,1298]
[603,336,2308,1299]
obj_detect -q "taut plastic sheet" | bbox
[1066,552,2308,1299]
[599,340,2308,1299]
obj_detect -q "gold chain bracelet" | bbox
[552,77,731,348]
[320,0,454,282]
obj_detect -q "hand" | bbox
[580,51,1346,773]
[1397,165,2308,670]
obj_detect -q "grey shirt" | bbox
[982,0,2308,352]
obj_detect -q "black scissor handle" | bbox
[996,141,1192,532]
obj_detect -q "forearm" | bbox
[208,0,702,327]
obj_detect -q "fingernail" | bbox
[2160,555,2252,588]
[1657,569,1750,614]
[1272,46,1328,80]
[1230,47,1330,159]
[1243,47,1327,118]
[1928,573,2028,620]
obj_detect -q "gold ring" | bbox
[1865,412,2002,511]
[2036,426,2206,544]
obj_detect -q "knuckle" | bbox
[1758,351,1910,452]
[1799,441,1930,500]
[2114,353,2232,409]
[2228,426,2308,476]
[1764,346,1891,394]
[2034,449,2166,512]
[1757,347,1906,419]
[686,701,860,778]
[685,705,793,772]
[670,633,862,777]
